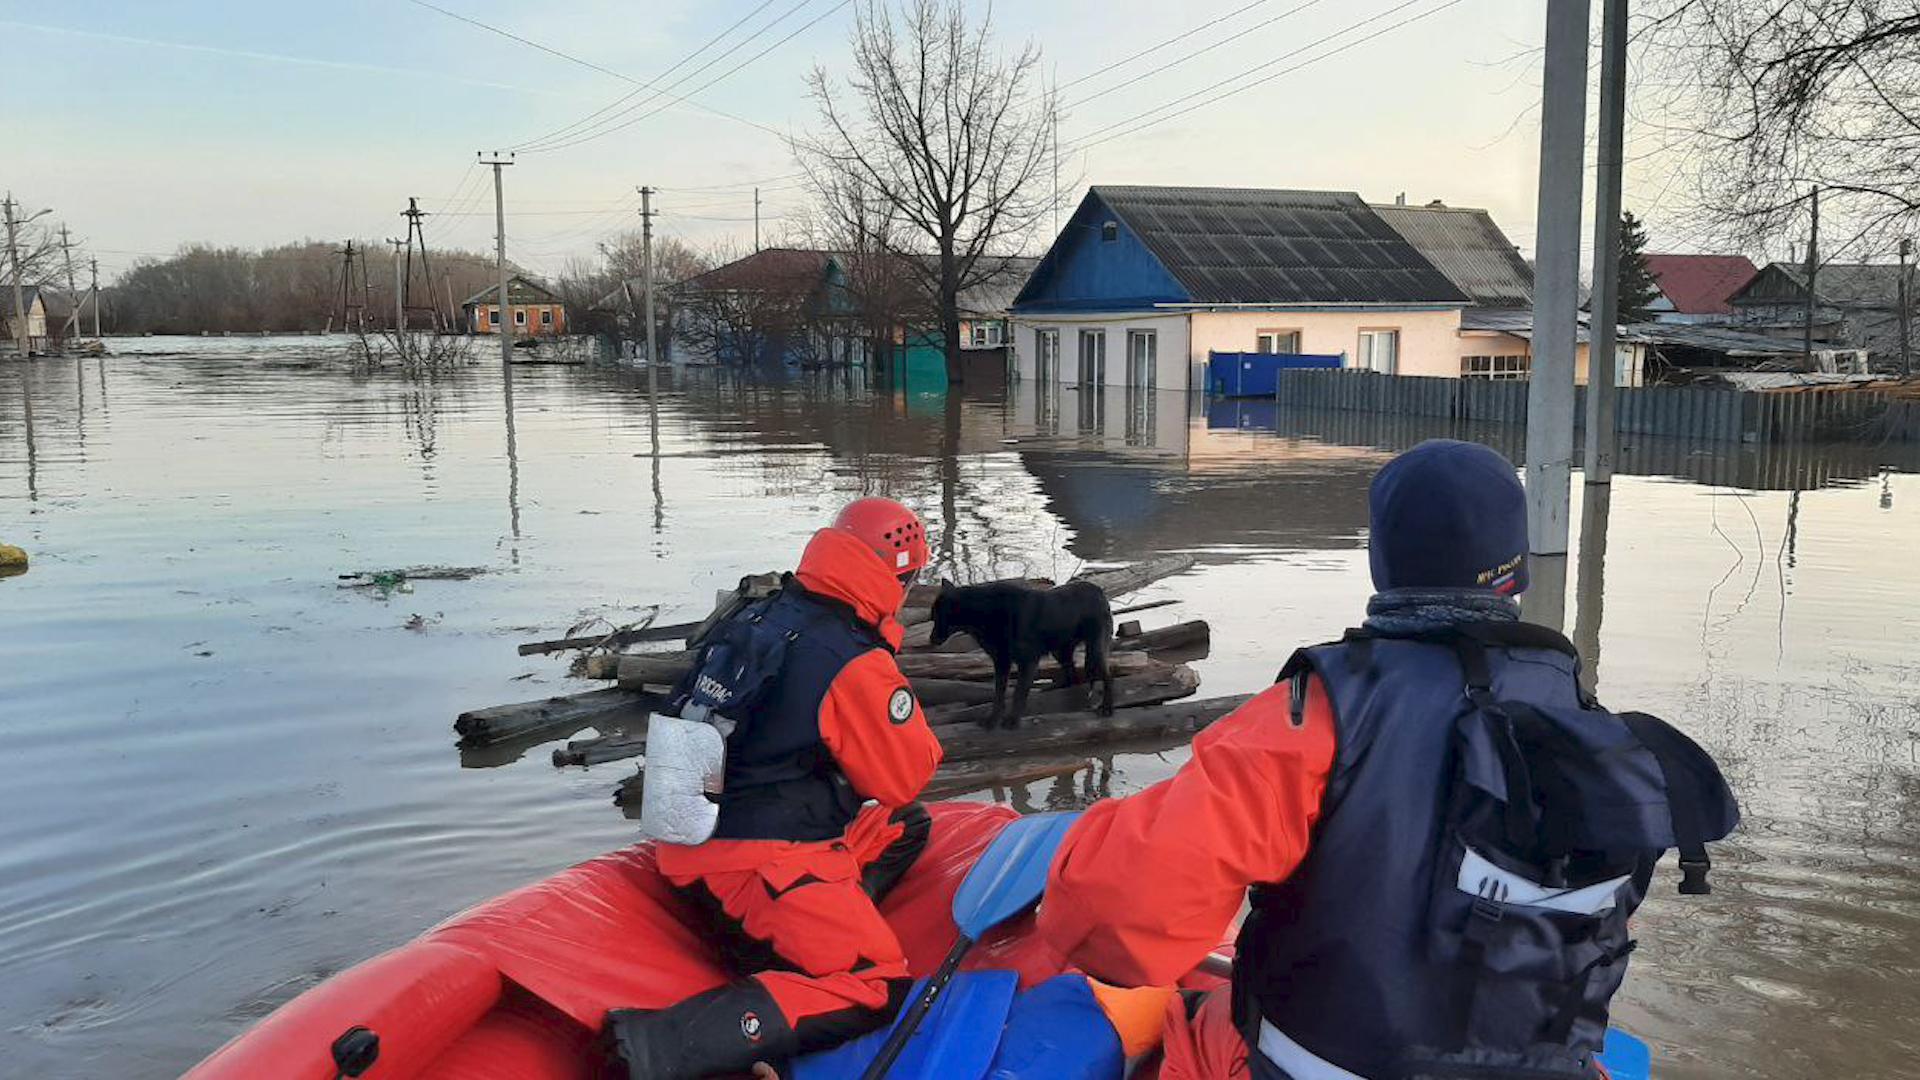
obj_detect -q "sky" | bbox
[0,0,1712,285]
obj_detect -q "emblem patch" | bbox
[740,1011,763,1042]
[888,687,916,724]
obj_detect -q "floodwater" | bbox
[2,338,1917,1079]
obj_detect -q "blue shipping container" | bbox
[1208,351,1343,397]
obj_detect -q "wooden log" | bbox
[455,687,653,746]
[928,664,1199,731]
[517,620,697,656]
[617,651,696,689]
[920,755,1092,801]
[895,648,1159,682]
[1074,554,1195,597]
[934,692,1251,762]
[909,677,998,708]
[1113,620,1209,655]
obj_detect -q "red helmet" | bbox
[833,498,930,576]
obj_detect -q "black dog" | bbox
[929,580,1115,728]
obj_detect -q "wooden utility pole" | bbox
[753,187,761,253]
[1583,0,1628,486]
[336,240,360,333]
[640,186,659,376]
[481,153,515,366]
[1899,237,1912,378]
[1525,0,1590,560]
[1803,186,1819,369]
[89,257,101,339]
[389,237,407,357]
[57,224,81,340]
[400,196,439,332]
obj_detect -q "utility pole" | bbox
[640,186,659,375]
[57,224,81,340]
[753,187,761,253]
[400,196,439,332]
[480,153,515,367]
[1583,0,1627,486]
[89,257,101,339]
[1051,64,1061,240]
[337,240,360,333]
[1803,185,1819,369]
[1525,0,1590,564]
[389,237,407,359]
[1899,236,1911,378]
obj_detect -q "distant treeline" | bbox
[107,242,512,334]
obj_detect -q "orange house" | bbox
[461,275,569,338]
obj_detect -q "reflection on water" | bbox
[1,340,1916,1078]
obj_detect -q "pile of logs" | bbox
[455,554,1252,803]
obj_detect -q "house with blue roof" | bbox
[1010,186,1474,394]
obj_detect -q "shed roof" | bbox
[680,248,835,293]
[1643,254,1757,314]
[1093,185,1467,306]
[1462,306,1804,354]
[1371,202,1533,307]
[951,255,1039,316]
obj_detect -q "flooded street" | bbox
[3,338,1917,1079]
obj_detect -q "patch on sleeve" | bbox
[887,687,916,725]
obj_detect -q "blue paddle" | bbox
[857,812,1081,1080]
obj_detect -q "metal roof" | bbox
[1092,186,1468,306]
[1461,307,1805,355]
[1643,254,1756,314]
[1371,202,1533,306]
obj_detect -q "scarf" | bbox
[1363,588,1520,636]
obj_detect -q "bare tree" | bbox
[797,0,1056,384]
[1640,1,1920,250]
[556,232,710,347]
[796,170,936,379]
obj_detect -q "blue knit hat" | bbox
[1368,439,1529,595]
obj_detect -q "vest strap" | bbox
[1256,1020,1371,1080]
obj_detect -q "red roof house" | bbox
[1644,254,1758,320]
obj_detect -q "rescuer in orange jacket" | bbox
[604,499,945,1080]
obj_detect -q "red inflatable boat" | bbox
[185,803,1072,1080]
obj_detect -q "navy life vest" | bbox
[1233,621,1739,1080]
[671,578,886,842]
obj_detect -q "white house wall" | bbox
[1012,312,1191,391]
[1185,309,1465,377]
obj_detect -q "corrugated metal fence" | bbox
[1272,369,1920,443]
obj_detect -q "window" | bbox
[1461,354,1531,380]
[487,309,499,327]
[1126,329,1157,389]
[1037,329,1060,384]
[1077,329,1107,386]
[1358,329,1398,374]
[540,309,554,326]
[1256,329,1301,354]
[514,308,528,327]
[1101,221,1119,243]
[970,321,1004,348]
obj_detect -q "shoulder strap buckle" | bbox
[1677,855,1713,896]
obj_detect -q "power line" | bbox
[403,0,785,139]
[526,0,853,154]
[509,0,788,152]
[1067,0,1330,109]
[1068,0,1469,154]
[1060,0,1281,92]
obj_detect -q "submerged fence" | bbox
[1271,369,1920,444]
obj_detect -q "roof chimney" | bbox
[1395,192,1407,206]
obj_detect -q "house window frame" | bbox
[1077,328,1107,386]
[540,308,554,326]
[1357,327,1399,374]
[1255,329,1302,354]
[1461,354,1531,380]
[1101,220,1119,243]
[971,321,1004,348]
[1036,328,1061,384]
[514,308,528,327]
[1126,328,1158,389]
